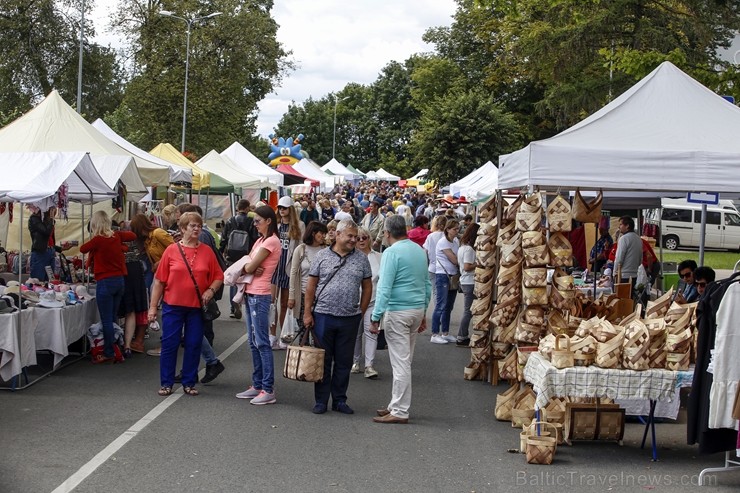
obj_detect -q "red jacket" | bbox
[80,231,137,280]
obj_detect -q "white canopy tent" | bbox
[0,152,115,203]
[92,119,192,185]
[449,161,497,198]
[365,170,379,180]
[221,142,283,187]
[293,158,335,192]
[498,62,740,193]
[409,168,428,180]
[321,158,362,182]
[195,150,273,190]
[0,90,148,200]
[374,168,401,182]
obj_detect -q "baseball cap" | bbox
[278,196,294,208]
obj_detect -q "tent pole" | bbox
[698,204,707,266]
[658,206,664,293]
[594,222,598,299]
[17,205,23,348]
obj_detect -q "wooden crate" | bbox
[564,402,625,443]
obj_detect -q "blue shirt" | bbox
[372,239,431,321]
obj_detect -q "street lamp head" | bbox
[160,10,174,16]
[205,12,223,19]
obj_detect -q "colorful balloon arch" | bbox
[267,134,305,167]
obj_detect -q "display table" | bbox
[0,299,98,384]
[523,352,692,460]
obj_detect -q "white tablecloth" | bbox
[0,299,98,380]
[0,310,37,381]
[576,286,613,297]
[523,352,687,409]
[34,299,98,367]
[615,369,694,419]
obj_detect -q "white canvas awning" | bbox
[498,62,740,194]
[321,158,362,181]
[221,142,283,186]
[449,161,497,198]
[293,158,335,191]
[374,168,400,181]
[0,90,148,200]
[0,152,115,203]
[195,150,273,190]
[92,119,192,185]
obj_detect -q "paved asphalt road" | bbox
[1,298,739,493]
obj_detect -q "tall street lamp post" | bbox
[160,10,222,153]
[77,0,85,113]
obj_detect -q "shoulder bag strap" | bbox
[312,253,349,310]
[177,243,204,308]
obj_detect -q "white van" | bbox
[660,200,740,251]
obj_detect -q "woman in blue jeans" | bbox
[430,219,460,344]
[80,211,137,363]
[235,206,282,406]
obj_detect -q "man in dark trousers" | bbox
[220,199,258,319]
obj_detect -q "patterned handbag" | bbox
[572,189,603,223]
[547,195,572,232]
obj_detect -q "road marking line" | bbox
[51,333,248,493]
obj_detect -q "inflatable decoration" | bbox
[268,134,304,167]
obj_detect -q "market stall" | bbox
[221,142,284,187]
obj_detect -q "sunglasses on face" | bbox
[357,236,369,241]
[696,281,707,288]
[680,272,692,279]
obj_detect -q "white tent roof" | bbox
[92,119,192,185]
[221,142,283,186]
[451,162,500,200]
[0,152,115,203]
[498,62,740,193]
[365,170,379,180]
[195,150,273,190]
[449,161,496,197]
[409,168,428,180]
[0,90,148,200]
[321,158,362,181]
[293,158,335,191]
[374,168,401,181]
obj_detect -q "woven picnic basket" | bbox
[544,397,569,426]
[471,295,492,316]
[572,189,603,223]
[523,267,548,288]
[511,386,537,428]
[550,285,575,311]
[498,346,518,380]
[515,320,543,344]
[516,209,543,232]
[497,220,517,246]
[476,248,497,267]
[551,334,575,369]
[548,232,573,267]
[500,238,523,267]
[524,244,550,267]
[538,333,556,361]
[621,319,650,371]
[546,309,569,336]
[495,309,518,344]
[494,383,518,420]
[547,195,572,232]
[523,305,546,326]
[595,325,625,369]
[478,194,498,221]
[517,343,539,368]
[496,261,521,286]
[492,341,512,359]
[570,334,597,366]
[523,286,548,306]
[666,351,690,371]
[504,195,525,223]
[475,266,496,284]
[645,289,673,319]
[522,230,545,248]
[473,313,492,332]
[574,317,599,338]
[645,318,667,368]
[525,421,558,464]
[474,281,493,299]
[665,309,693,353]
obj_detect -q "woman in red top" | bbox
[407,215,431,247]
[80,211,137,364]
[148,212,223,397]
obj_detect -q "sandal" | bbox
[183,386,199,396]
[158,386,173,397]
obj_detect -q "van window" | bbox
[726,213,740,227]
[694,211,721,225]
[662,208,692,222]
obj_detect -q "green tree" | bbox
[410,88,524,186]
[0,0,124,120]
[428,0,740,136]
[111,0,290,156]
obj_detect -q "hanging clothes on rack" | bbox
[709,281,740,428]
[687,271,740,454]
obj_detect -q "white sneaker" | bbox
[250,390,276,405]
[351,363,361,374]
[364,366,378,379]
[235,387,261,399]
[442,334,457,343]
[277,340,288,350]
[430,335,449,344]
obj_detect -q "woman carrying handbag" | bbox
[148,212,223,397]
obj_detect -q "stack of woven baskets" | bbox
[464,194,499,380]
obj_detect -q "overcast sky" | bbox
[91,0,457,139]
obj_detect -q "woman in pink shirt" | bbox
[235,206,282,405]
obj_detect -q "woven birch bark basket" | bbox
[548,232,573,267]
[622,319,650,370]
[547,195,572,232]
[522,230,545,248]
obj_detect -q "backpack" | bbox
[226,215,254,262]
